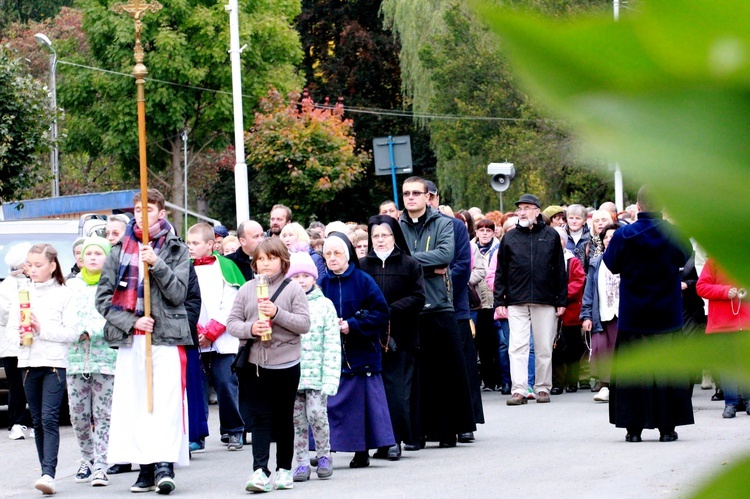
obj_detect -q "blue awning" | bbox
[0,190,139,221]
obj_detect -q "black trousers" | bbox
[474,309,501,390]
[24,366,67,478]
[381,349,414,444]
[243,363,300,474]
[552,325,586,388]
[1,357,31,429]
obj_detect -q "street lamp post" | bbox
[33,33,59,198]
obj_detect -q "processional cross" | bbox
[111,0,162,414]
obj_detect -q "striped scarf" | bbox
[111,218,172,316]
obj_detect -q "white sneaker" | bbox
[594,386,610,402]
[245,469,271,493]
[34,475,56,495]
[91,469,109,487]
[29,428,36,438]
[273,469,294,490]
[9,424,27,440]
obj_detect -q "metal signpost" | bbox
[373,135,413,210]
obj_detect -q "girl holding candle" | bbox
[6,243,78,495]
[227,238,310,492]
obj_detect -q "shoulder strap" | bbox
[269,278,292,303]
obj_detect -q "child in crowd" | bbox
[66,236,118,487]
[186,223,245,452]
[6,243,78,495]
[0,243,33,441]
[227,238,310,493]
[221,235,241,256]
[95,189,192,495]
[287,250,341,482]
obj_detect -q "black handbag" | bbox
[231,278,291,373]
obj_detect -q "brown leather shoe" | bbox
[536,391,551,403]
[506,393,528,406]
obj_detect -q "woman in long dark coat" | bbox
[360,215,425,460]
[318,232,394,468]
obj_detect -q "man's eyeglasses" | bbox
[402,191,426,198]
[516,206,538,212]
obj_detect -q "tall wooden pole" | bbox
[112,0,162,413]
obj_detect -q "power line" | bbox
[58,59,546,123]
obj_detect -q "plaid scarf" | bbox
[111,218,172,316]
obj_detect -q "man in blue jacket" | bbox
[494,194,567,406]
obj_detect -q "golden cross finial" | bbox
[112,0,162,22]
[111,0,162,77]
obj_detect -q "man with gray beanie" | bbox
[494,194,568,405]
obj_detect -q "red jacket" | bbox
[561,255,586,326]
[696,259,750,334]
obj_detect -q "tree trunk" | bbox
[197,196,207,217]
[170,136,185,238]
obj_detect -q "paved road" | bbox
[2,388,748,498]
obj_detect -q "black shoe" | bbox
[723,405,737,418]
[500,383,511,395]
[579,381,591,390]
[310,457,318,467]
[659,431,679,442]
[387,444,401,461]
[349,452,370,468]
[439,438,457,448]
[566,385,578,393]
[154,462,175,495]
[108,463,133,475]
[712,389,725,401]
[372,447,389,459]
[403,443,420,452]
[220,433,229,444]
[457,432,475,443]
[550,387,564,395]
[625,433,642,443]
[737,398,747,412]
[130,464,155,492]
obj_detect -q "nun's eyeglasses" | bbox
[324,250,346,258]
[372,234,393,240]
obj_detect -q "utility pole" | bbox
[182,129,189,236]
[613,0,623,212]
[225,0,250,226]
[33,33,59,197]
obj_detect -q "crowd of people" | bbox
[0,179,745,496]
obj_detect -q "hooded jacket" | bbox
[494,216,568,308]
[603,212,689,334]
[399,206,455,314]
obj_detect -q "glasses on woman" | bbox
[371,234,393,240]
[323,250,346,258]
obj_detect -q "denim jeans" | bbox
[494,319,511,386]
[201,352,245,437]
[24,366,67,477]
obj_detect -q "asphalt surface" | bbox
[2,387,749,498]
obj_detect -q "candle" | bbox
[256,274,272,341]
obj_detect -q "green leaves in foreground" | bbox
[472,0,750,289]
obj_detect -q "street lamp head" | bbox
[34,33,53,48]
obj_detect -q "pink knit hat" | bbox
[286,250,318,279]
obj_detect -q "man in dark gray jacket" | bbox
[494,194,567,406]
[96,189,191,495]
[399,177,475,449]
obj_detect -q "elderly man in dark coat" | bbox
[603,186,693,443]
